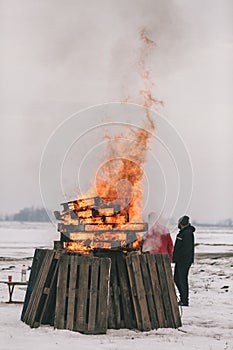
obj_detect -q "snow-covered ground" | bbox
[0,222,233,350]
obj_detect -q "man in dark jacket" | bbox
[172,215,195,306]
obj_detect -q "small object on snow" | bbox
[8,275,12,282]
[178,328,188,333]
[21,265,27,282]
[220,286,229,289]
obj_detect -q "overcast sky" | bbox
[0,0,232,223]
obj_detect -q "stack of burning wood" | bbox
[54,196,148,251]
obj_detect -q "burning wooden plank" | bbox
[63,242,92,252]
[97,232,129,241]
[69,231,127,241]
[77,210,93,218]
[59,222,147,234]
[115,223,147,231]
[97,208,115,216]
[93,242,112,249]
[59,224,85,233]
[66,240,130,249]
[63,218,79,226]
[70,233,95,241]
[105,216,126,224]
[61,200,78,211]
[60,213,128,226]
[80,217,104,225]
[68,201,79,211]
[80,232,138,246]
[61,197,122,212]
[84,224,113,231]
[77,197,100,209]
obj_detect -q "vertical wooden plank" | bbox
[131,254,151,331]
[146,254,166,328]
[93,250,115,328]
[66,255,78,330]
[24,250,55,326]
[38,250,64,326]
[41,269,58,326]
[110,254,121,328]
[23,249,50,324]
[140,255,158,329]
[113,252,125,328]
[155,254,175,328]
[96,257,111,333]
[93,250,120,329]
[54,254,69,329]
[21,249,47,321]
[126,254,142,330]
[29,250,55,326]
[75,256,90,332]
[107,285,115,329]
[162,255,182,328]
[116,253,135,329]
[87,258,100,332]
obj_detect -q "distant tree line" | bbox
[192,219,233,227]
[3,207,51,222]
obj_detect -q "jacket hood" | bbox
[190,225,196,232]
[181,224,196,233]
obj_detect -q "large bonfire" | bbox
[57,30,163,252]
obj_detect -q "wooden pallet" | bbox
[22,250,181,334]
[54,254,111,334]
[21,249,47,321]
[126,253,181,331]
[95,250,136,329]
[22,249,64,327]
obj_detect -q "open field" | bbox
[0,222,232,350]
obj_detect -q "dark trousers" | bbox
[174,262,192,305]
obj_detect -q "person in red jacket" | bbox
[142,212,173,261]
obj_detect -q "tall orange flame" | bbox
[80,29,162,225]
